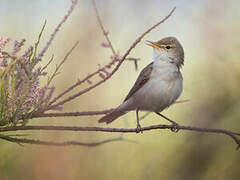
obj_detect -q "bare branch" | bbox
[92,0,116,54]
[34,99,187,118]
[46,41,79,86]
[140,112,151,120]
[36,0,78,61]
[33,109,113,118]
[92,0,140,70]
[0,123,239,149]
[47,59,117,107]
[48,7,176,110]
[0,134,127,147]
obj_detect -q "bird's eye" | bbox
[165,46,171,49]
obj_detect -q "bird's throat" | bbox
[153,49,177,68]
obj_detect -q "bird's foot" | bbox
[136,124,143,134]
[170,122,180,132]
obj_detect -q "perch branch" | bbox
[0,123,239,149]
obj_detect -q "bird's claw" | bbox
[170,122,180,132]
[136,124,143,133]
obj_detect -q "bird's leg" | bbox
[136,108,143,133]
[155,112,179,132]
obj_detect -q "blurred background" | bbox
[0,0,240,179]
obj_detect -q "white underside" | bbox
[121,62,183,113]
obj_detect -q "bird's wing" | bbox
[124,62,153,102]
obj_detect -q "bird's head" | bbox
[146,37,184,68]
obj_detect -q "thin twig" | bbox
[36,0,78,60]
[36,99,187,118]
[40,54,54,73]
[33,109,114,118]
[0,134,127,147]
[31,20,47,63]
[47,59,117,107]
[140,112,151,120]
[139,100,190,120]
[126,57,140,71]
[0,124,239,149]
[47,41,79,86]
[93,0,140,70]
[174,99,190,104]
[92,0,116,54]
[48,7,176,110]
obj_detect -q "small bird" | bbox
[99,37,184,131]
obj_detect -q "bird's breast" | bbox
[130,66,182,112]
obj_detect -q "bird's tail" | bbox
[98,105,127,124]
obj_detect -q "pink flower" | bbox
[104,31,109,36]
[110,53,119,61]
[99,73,105,79]
[100,42,110,48]
[0,37,11,49]
[13,39,26,54]
[41,72,48,76]
[52,106,63,111]
[87,79,92,84]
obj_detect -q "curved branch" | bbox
[0,124,239,149]
[0,134,127,147]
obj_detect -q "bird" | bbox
[99,37,184,132]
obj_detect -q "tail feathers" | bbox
[98,108,126,124]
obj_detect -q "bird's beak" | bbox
[146,40,164,49]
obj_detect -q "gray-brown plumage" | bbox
[99,37,184,126]
[124,62,153,102]
[98,62,153,124]
[153,37,184,68]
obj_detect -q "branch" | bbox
[92,0,141,70]
[36,0,78,61]
[0,134,128,147]
[46,41,79,86]
[47,59,118,107]
[47,7,176,110]
[1,124,239,149]
[33,109,114,118]
[34,99,187,118]
[92,0,116,54]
